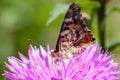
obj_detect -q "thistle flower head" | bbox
[3,43,119,80]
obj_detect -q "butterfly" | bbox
[52,3,95,58]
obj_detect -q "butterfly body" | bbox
[52,3,95,58]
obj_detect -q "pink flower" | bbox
[3,43,119,80]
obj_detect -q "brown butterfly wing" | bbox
[55,3,95,53]
[51,3,96,59]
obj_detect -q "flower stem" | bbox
[97,2,106,50]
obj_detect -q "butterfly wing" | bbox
[55,3,95,53]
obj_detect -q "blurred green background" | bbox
[0,0,120,79]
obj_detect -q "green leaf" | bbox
[46,3,69,26]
